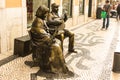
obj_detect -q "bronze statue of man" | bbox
[30,5,70,74]
[46,3,77,53]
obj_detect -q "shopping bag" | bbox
[101,11,107,18]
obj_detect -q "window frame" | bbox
[62,0,73,18]
[79,0,84,15]
[26,0,50,28]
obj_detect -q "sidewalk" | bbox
[0,18,120,80]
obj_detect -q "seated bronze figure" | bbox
[29,5,71,74]
[46,3,77,53]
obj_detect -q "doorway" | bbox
[88,0,92,17]
[0,39,1,53]
[26,0,33,28]
[26,0,50,28]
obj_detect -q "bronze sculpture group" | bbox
[29,3,77,75]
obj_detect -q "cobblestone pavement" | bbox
[0,19,120,80]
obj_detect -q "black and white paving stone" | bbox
[0,19,119,80]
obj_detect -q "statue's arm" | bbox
[35,18,52,43]
[46,13,62,26]
[62,13,68,22]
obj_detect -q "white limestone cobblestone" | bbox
[0,19,118,80]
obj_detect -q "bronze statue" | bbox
[29,5,71,74]
[46,3,77,53]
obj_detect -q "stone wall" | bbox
[0,0,27,54]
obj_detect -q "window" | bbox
[26,0,50,28]
[32,0,49,17]
[27,0,33,27]
[62,0,73,17]
[79,0,84,15]
[97,0,102,5]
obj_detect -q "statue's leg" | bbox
[39,46,51,72]
[68,33,74,51]
[60,34,64,51]
[25,46,43,68]
[32,46,37,62]
[55,34,64,51]
[49,43,69,73]
[64,29,74,51]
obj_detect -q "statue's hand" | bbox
[47,39,56,46]
[52,39,56,43]
[54,18,63,23]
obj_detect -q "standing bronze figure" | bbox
[29,5,71,74]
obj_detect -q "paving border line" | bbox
[0,55,18,66]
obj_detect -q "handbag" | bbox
[101,11,107,18]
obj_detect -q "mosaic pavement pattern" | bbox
[0,19,119,80]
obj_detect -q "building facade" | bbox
[0,0,106,55]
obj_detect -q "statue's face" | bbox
[36,5,49,20]
[52,7,59,13]
[43,12,48,20]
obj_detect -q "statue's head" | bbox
[51,3,59,13]
[105,0,109,3]
[36,5,49,20]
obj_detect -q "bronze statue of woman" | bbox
[30,5,72,74]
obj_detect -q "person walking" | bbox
[101,0,111,30]
[110,4,117,18]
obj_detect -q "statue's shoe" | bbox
[68,49,77,54]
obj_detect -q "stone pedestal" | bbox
[112,52,120,72]
[14,35,31,57]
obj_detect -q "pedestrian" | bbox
[110,4,117,18]
[101,0,111,30]
[116,2,120,21]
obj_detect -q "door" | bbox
[88,0,92,17]
[26,0,50,28]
